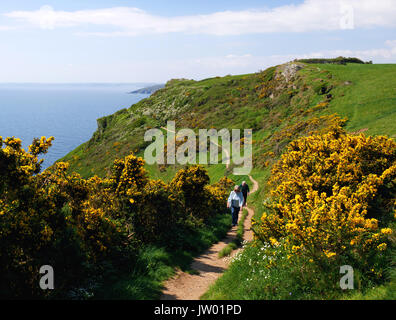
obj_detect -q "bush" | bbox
[170,165,211,220]
[0,136,129,297]
[0,137,232,298]
[296,57,366,65]
[253,128,396,281]
[129,179,184,244]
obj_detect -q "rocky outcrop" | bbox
[275,62,304,82]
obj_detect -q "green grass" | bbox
[202,242,342,300]
[342,247,396,300]
[314,64,396,137]
[343,280,396,300]
[218,242,239,258]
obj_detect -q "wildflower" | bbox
[380,228,392,235]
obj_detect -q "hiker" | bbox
[227,185,244,227]
[239,181,250,207]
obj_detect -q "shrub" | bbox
[170,165,211,219]
[0,136,129,297]
[128,179,184,244]
[206,176,234,215]
[253,129,396,280]
[0,137,232,298]
[296,57,366,65]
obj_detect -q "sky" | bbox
[0,0,396,83]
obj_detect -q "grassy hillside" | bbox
[58,61,396,225]
[59,62,396,182]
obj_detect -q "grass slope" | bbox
[56,61,396,300]
[59,63,396,182]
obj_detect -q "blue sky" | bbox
[1,0,396,83]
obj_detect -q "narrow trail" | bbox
[161,175,259,300]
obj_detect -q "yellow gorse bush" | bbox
[253,128,396,266]
[0,136,231,297]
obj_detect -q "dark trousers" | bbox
[231,206,240,225]
[242,192,248,206]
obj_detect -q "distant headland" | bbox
[129,84,165,95]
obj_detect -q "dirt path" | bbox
[160,175,259,300]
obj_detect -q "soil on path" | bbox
[160,175,259,300]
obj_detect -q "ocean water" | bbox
[0,84,149,169]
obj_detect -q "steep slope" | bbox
[58,62,396,180]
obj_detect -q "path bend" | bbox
[160,174,259,300]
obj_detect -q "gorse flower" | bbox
[0,136,232,298]
[253,127,396,266]
[380,228,393,235]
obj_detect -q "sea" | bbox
[0,83,150,169]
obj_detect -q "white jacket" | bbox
[227,191,244,207]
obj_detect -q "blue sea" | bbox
[0,83,149,169]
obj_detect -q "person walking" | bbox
[239,181,250,207]
[227,185,244,227]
